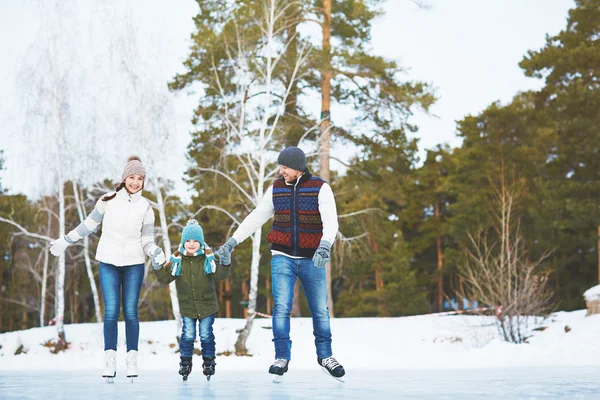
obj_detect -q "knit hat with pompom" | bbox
[122,155,146,181]
[181,219,204,245]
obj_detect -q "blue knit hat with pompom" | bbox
[181,219,204,245]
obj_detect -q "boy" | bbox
[153,219,231,381]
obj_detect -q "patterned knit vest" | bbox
[266,172,325,257]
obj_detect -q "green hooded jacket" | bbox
[154,254,231,319]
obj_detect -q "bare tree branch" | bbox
[0,217,53,242]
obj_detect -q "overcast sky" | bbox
[0,0,574,199]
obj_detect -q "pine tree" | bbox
[333,128,429,316]
[520,0,600,308]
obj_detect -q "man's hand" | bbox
[217,238,238,265]
[312,240,332,268]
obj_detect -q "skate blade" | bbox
[183,375,189,382]
[104,377,115,384]
[272,374,285,384]
[320,367,345,383]
[207,375,212,382]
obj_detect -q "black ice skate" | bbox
[202,357,216,381]
[269,359,289,383]
[318,356,345,382]
[179,357,193,381]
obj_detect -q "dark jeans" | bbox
[99,262,144,351]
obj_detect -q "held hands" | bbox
[217,238,238,266]
[49,237,70,257]
[152,247,166,270]
[312,240,332,268]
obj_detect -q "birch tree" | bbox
[72,183,102,323]
[0,215,54,326]
[171,0,312,354]
[13,2,88,343]
[103,8,183,334]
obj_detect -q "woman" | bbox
[49,155,166,380]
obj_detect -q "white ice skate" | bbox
[126,350,138,382]
[102,350,116,383]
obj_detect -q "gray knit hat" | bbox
[277,146,306,172]
[122,155,146,181]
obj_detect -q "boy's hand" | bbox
[217,238,238,265]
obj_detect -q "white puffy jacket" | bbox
[65,189,158,267]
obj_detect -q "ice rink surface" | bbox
[1,367,600,399]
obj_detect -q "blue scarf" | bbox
[169,244,216,277]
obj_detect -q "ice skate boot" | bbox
[269,358,289,383]
[126,350,138,382]
[179,356,193,381]
[102,350,116,383]
[318,356,345,382]
[202,357,216,381]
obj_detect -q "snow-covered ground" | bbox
[2,311,600,398]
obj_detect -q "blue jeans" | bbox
[99,262,144,351]
[271,255,332,360]
[180,314,216,358]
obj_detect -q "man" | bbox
[217,146,345,380]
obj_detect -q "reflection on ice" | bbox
[1,368,600,399]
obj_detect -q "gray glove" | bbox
[312,240,332,268]
[217,238,238,265]
[151,247,166,270]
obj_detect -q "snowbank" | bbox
[2,311,600,371]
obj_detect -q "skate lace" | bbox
[273,359,288,368]
[104,351,116,369]
[321,356,340,370]
[127,351,138,367]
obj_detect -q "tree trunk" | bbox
[597,226,600,284]
[319,0,335,318]
[73,182,102,323]
[40,227,50,327]
[241,276,249,319]
[225,278,232,318]
[153,180,182,336]
[73,265,78,323]
[218,280,224,318]
[283,1,301,145]
[235,230,262,355]
[435,195,444,312]
[55,170,66,343]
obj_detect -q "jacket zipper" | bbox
[291,184,298,256]
[123,191,132,263]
